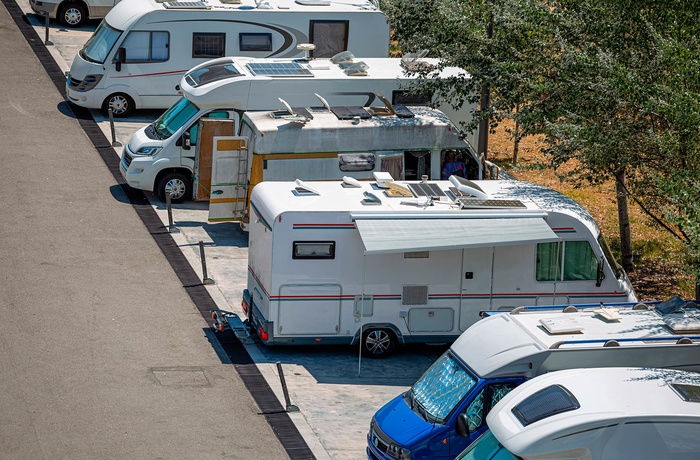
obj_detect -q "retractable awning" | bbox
[355,218,559,255]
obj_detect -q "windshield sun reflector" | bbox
[512,384,580,426]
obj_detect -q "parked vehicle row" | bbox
[52,1,700,458]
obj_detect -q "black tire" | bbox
[58,2,87,28]
[102,93,135,118]
[157,172,191,204]
[361,328,396,358]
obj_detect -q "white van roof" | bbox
[452,303,700,378]
[487,367,700,458]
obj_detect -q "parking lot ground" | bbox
[10,4,448,458]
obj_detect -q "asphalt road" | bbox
[0,3,290,459]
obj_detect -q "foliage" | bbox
[383,0,700,291]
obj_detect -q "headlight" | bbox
[72,74,103,92]
[135,147,162,156]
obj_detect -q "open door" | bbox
[194,119,235,201]
[207,135,248,222]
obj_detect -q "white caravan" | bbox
[65,0,390,116]
[121,104,487,213]
[239,178,637,357]
[120,56,478,204]
[458,367,700,460]
[368,297,700,460]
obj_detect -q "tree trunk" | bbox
[512,119,520,164]
[615,169,634,271]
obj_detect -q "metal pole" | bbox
[276,362,298,412]
[44,12,53,46]
[166,192,179,233]
[199,240,215,285]
[108,108,122,148]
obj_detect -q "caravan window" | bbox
[193,33,226,58]
[309,20,348,58]
[240,33,272,52]
[293,241,335,260]
[121,31,169,62]
[536,241,598,282]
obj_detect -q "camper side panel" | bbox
[258,212,465,345]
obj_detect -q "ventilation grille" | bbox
[163,1,209,9]
[402,285,428,305]
[404,251,429,259]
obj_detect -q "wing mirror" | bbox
[456,413,471,438]
[115,47,126,72]
[596,257,605,287]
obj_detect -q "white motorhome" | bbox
[122,104,487,213]
[120,56,478,203]
[457,367,700,460]
[368,298,700,460]
[65,0,390,115]
[29,0,121,27]
[240,178,637,359]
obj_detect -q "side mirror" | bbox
[596,257,605,287]
[181,131,191,150]
[115,47,126,72]
[455,413,470,438]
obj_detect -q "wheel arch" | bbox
[154,167,193,192]
[351,323,404,346]
[102,86,143,111]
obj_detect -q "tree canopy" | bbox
[383,0,700,295]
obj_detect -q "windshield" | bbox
[80,20,122,64]
[456,431,519,460]
[597,233,620,278]
[408,351,478,424]
[152,97,201,139]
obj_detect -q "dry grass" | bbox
[487,120,694,301]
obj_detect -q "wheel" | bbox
[157,172,191,203]
[361,328,396,358]
[58,2,87,28]
[102,93,134,118]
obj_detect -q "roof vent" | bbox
[512,384,580,426]
[344,61,369,76]
[330,50,354,64]
[671,383,700,403]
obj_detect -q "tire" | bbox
[361,328,396,358]
[102,93,135,118]
[157,172,191,204]
[58,2,87,28]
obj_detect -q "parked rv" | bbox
[65,0,390,115]
[368,297,700,460]
[226,177,638,359]
[30,0,121,27]
[121,103,486,212]
[457,367,700,460]
[120,54,478,200]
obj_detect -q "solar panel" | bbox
[457,198,526,209]
[163,1,209,9]
[246,62,314,77]
[331,106,371,120]
[408,183,446,198]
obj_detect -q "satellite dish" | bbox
[278,97,294,115]
[315,93,331,112]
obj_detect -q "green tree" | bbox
[384,0,700,294]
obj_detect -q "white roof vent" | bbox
[344,61,369,76]
[330,51,355,64]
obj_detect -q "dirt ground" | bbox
[485,121,694,301]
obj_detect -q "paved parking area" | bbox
[12,3,447,459]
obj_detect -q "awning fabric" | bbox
[355,218,559,255]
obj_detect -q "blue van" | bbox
[367,299,700,460]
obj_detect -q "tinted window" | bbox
[193,33,225,58]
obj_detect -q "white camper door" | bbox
[277,284,341,336]
[459,247,495,331]
[207,136,248,222]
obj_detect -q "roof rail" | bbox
[549,335,700,349]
